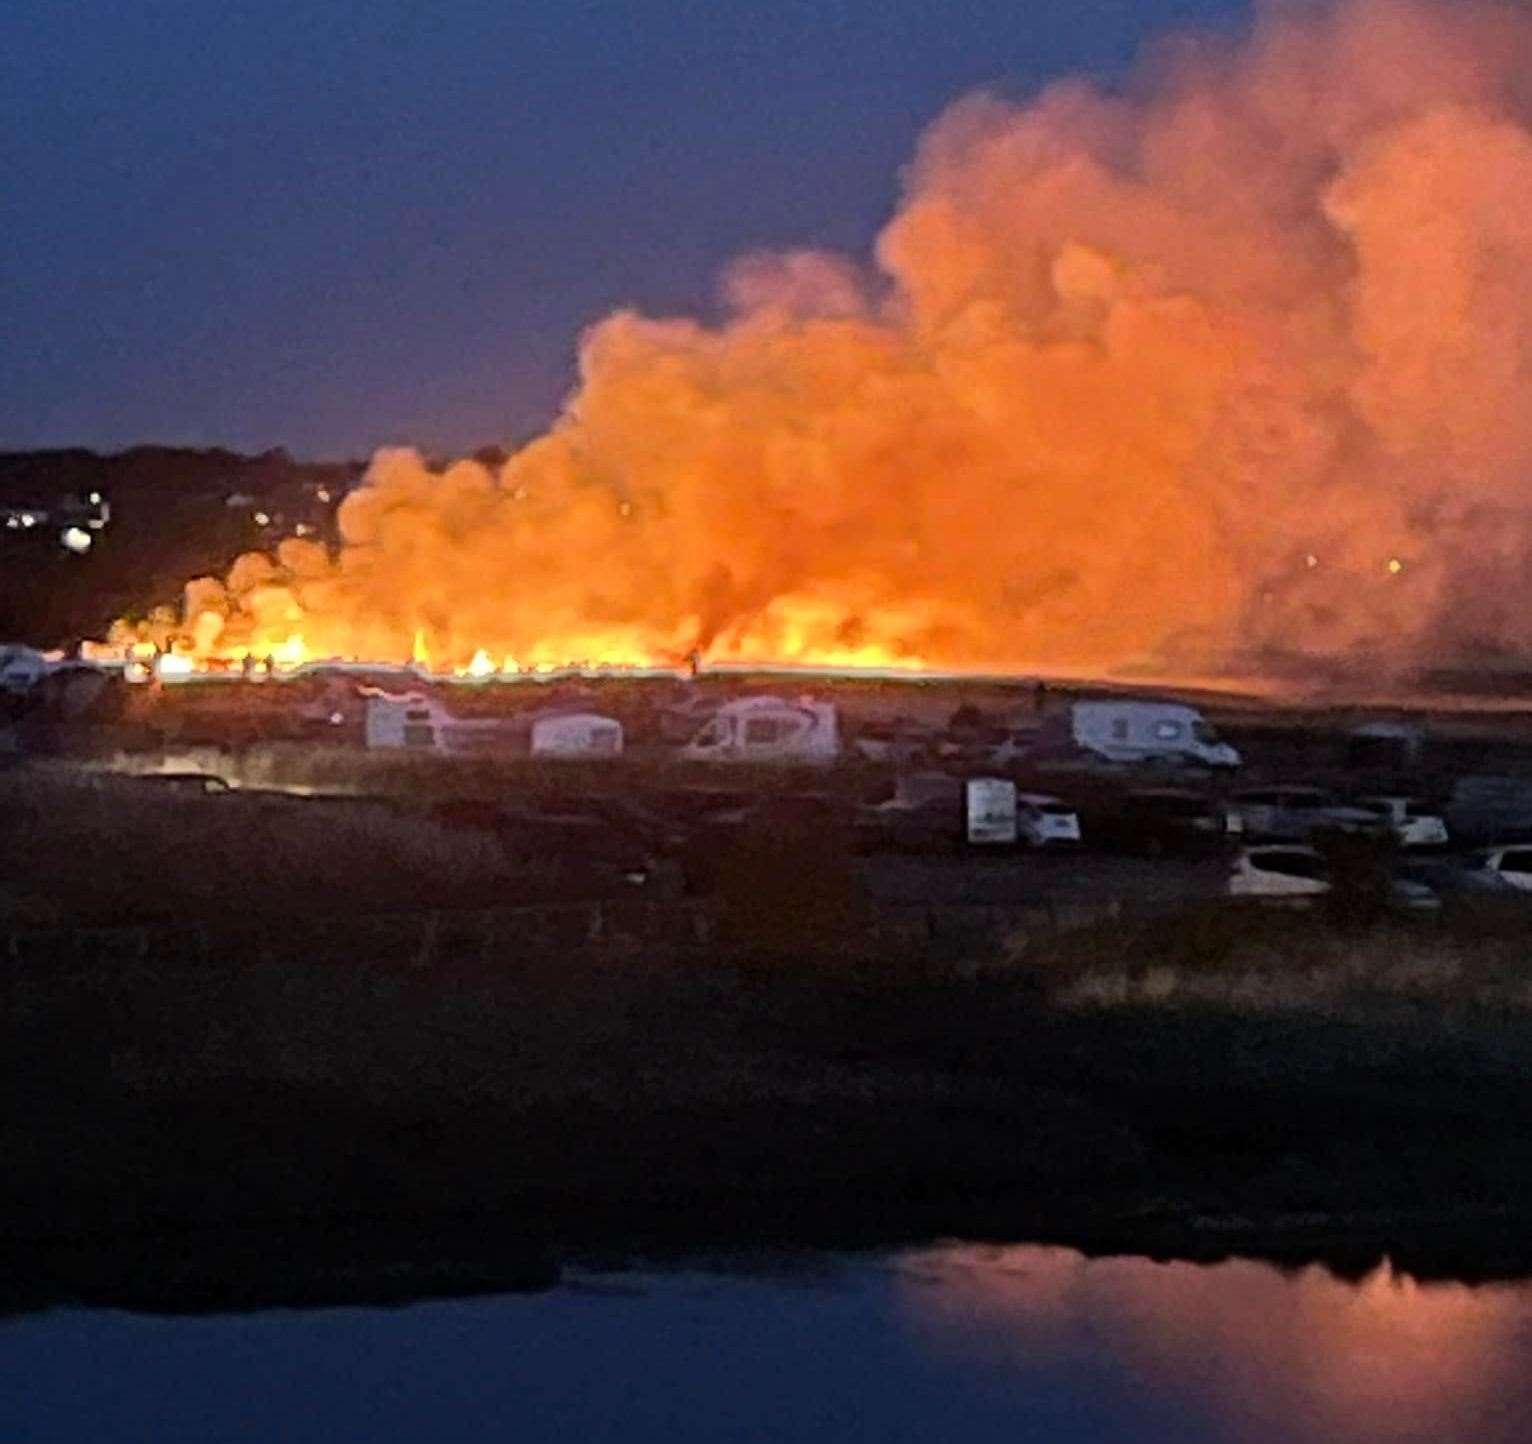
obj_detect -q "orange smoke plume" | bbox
[116,0,1532,680]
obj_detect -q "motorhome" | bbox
[1068,699,1241,769]
[681,695,840,764]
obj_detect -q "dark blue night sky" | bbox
[4,1,1248,458]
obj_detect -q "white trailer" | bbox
[681,695,840,764]
[1069,699,1240,769]
[965,777,1018,846]
[364,692,442,750]
[529,711,624,758]
[362,690,513,754]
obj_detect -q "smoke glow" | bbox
[113,0,1532,682]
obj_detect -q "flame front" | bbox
[107,1,1532,683]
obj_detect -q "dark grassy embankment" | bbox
[7,777,1532,1310]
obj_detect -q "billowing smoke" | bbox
[125,0,1532,680]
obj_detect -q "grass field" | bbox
[8,760,1532,1309]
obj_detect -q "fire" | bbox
[103,0,1532,683]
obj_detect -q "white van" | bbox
[1069,700,1240,769]
[682,696,839,764]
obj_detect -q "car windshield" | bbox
[1254,851,1326,880]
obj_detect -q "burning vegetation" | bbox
[107,0,1532,683]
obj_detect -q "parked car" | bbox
[1395,856,1521,898]
[850,720,934,766]
[1015,793,1082,848]
[1355,796,1450,849]
[1461,846,1532,894]
[132,772,232,796]
[1085,788,1237,856]
[1231,845,1440,911]
[1228,786,1386,842]
[1228,845,1330,902]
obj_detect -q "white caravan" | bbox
[1069,699,1241,769]
[529,711,624,758]
[965,778,1018,846]
[681,695,840,764]
[363,692,443,750]
[362,690,512,754]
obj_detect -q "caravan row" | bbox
[358,690,1239,769]
[359,690,842,763]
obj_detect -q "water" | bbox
[5,1244,1532,1443]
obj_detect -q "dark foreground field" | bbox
[8,763,1532,1311]
[9,891,1532,1313]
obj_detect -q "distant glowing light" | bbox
[60,526,93,554]
[1388,557,1405,575]
[294,522,314,537]
[316,487,332,503]
[254,511,271,527]
[1305,553,1319,569]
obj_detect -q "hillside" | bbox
[0,446,364,647]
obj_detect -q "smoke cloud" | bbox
[130,0,1532,680]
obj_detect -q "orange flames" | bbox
[108,0,1532,682]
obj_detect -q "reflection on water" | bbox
[896,1245,1531,1444]
[6,1245,1532,1443]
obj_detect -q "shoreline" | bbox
[11,1194,1532,1317]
